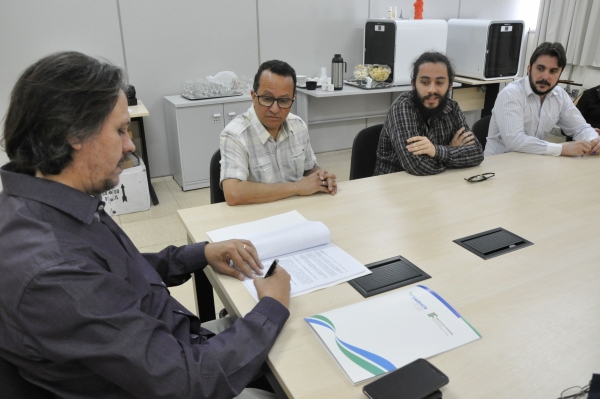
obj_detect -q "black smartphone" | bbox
[363,358,448,399]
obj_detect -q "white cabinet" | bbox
[164,94,252,191]
[295,86,410,153]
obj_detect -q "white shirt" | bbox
[485,77,597,156]
[219,106,317,185]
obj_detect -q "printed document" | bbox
[206,211,371,301]
[305,285,481,384]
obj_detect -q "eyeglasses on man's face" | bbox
[464,172,495,183]
[255,95,295,109]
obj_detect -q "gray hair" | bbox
[2,51,128,175]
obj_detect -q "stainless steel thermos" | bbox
[331,54,347,91]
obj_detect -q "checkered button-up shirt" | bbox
[374,91,484,176]
[220,106,318,185]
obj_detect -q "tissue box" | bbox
[101,159,150,216]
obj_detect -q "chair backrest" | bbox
[573,92,584,106]
[349,124,384,180]
[472,115,492,152]
[210,149,226,204]
[0,357,52,398]
[202,151,222,320]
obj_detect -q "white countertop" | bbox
[296,83,412,98]
[297,82,462,98]
[454,75,515,85]
[164,92,252,108]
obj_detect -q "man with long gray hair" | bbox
[0,51,290,399]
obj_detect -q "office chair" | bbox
[349,124,384,180]
[210,149,226,204]
[573,91,586,107]
[472,115,491,151]
[0,357,53,399]
[193,149,227,323]
[560,90,600,142]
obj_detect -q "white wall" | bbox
[118,0,260,177]
[369,0,460,20]
[0,0,543,188]
[258,0,368,79]
[565,65,600,92]
[0,0,125,190]
[459,0,540,29]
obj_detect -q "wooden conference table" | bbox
[178,152,600,399]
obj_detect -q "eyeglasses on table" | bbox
[559,384,590,399]
[464,172,495,183]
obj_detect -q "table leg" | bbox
[133,116,159,205]
[481,83,500,118]
[194,272,216,323]
[263,364,290,399]
[187,235,216,322]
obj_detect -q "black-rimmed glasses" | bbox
[464,172,495,183]
[255,95,295,109]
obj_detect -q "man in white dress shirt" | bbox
[485,42,600,157]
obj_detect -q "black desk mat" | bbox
[350,256,430,298]
[453,227,533,260]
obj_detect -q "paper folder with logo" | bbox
[207,211,371,301]
[305,285,481,384]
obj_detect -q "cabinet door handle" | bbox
[213,113,221,118]
[228,112,236,116]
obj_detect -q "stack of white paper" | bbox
[207,211,371,301]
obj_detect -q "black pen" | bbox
[264,259,279,278]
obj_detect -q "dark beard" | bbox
[411,89,450,124]
[528,73,558,96]
[89,177,120,197]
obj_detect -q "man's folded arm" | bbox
[219,133,300,205]
[435,142,484,167]
[385,112,447,176]
[303,165,320,176]
[222,178,302,205]
[436,113,484,167]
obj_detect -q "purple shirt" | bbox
[0,163,289,399]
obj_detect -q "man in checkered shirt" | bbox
[374,52,484,176]
[220,60,337,205]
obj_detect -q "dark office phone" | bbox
[363,358,449,399]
